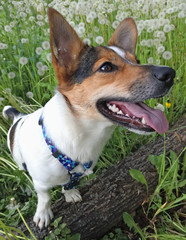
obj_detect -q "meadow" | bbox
[0,0,185,239]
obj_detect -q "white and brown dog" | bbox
[3,8,175,229]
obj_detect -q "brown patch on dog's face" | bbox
[60,46,147,119]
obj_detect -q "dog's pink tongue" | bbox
[113,101,169,134]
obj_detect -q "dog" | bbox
[2,8,175,229]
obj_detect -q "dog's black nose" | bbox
[152,66,175,87]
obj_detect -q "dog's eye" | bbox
[99,62,117,72]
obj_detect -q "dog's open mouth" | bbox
[96,99,169,134]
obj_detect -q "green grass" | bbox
[0,0,186,239]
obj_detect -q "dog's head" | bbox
[48,8,175,135]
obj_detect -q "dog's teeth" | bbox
[107,103,111,108]
[132,116,135,119]
[125,113,129,117]
[141,117,147,124]
[117,110,123,115]
[108,104,120,113]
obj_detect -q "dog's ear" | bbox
[109,18,137,54]
[48,8,84,76]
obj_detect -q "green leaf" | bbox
[54,228,61,235]
[70,233,81,240]
[123,212,145,240]
[129,169,148,192]
[148,154,164,174]
[52,216,62,228]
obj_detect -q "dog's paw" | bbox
[84,169,93,176]
[63,189,82,203]
[33,208,54,229]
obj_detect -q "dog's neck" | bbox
[42,91,114,164]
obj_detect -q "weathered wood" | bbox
[19,117,186,240]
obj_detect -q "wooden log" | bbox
[18,117,186,239]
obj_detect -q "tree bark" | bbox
[19,117,186,240]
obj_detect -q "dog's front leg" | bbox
[33,180,54,229]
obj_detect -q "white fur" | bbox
[5,91,114,229]
[108,46,126,59]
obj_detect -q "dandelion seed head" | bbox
[38,69,45,76]
[163,24,171,33]
[155,103,165,112]
[4,25,11,32]
[26,91,33,99]
[21,38,29,44]
[112,20,119,29]
[178,11,185,18]
[36,61,43,69]
[157,45,165,54]
[162,51,172,60]
[42,41,50,50]
[42,65,48,71]
[8,72,16,79]
[5,88,11,94]
[19,57,28,65]
[83,38,91,45]
[37,14,43,21]
[35,47,42,55]
[140,39,147,46]
[95,36,104,45]
[46,53,52,63]
[147,57,153,64]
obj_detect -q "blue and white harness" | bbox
[39,116,92,190]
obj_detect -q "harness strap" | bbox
[39,116,92,190]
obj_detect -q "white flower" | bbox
[4,25,11,32]
[156,59,161,65]
[83,38,91,46]
[0,97,4,106]
[155,103,164,112]
[162,51,172,60]
[42,41,50,50]
[163,24,171,33]
[79,22,85,28]
[147,57,153,65]
[178,11,185,18]
[151,9,158,17]
[21,38,29,44]
[5,88,11,94]
[26,91,33,99]
[35,47,42,55]
[0,43,8,49]
[140,39,147,46]
[21,30,26,35]
[42,65,48,71]
[19,57,28,65]
[146,39,153,47]
[86,15,94,23]
[112,20,119,29]
[95,36,104,45]
[29,16,35,21]
[10,21,15,27]
[77,26,85,36]
[46,53,52,62]
[8,72,16,79]
[38,69,45,76]
[157,45,165,54]
[37,14,43,20]
[69,21,75,28]
[36,61,43,69]
[158,12,165,19]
